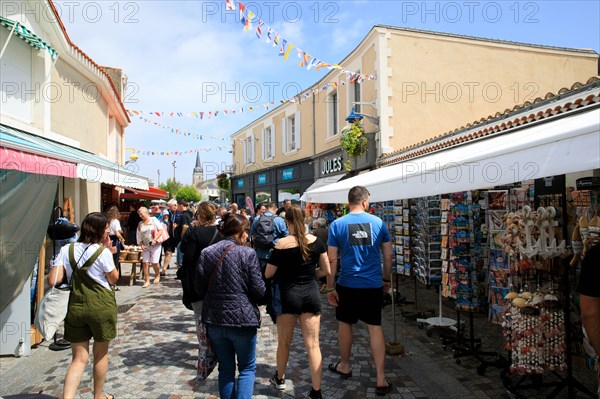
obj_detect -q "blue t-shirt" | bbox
[328,212,391,289]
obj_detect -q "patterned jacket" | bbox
[196,238,266,327]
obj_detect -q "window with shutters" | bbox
[244,137,254,165]
[287,115,296,152]
[328,90,339,138]
[348,76,361,114]
[264,126,273,159]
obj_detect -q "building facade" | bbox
[230,25,598,207]
[0,0,146,355]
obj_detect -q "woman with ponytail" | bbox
[265,206,331,399]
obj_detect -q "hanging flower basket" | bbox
[340,121,367,171]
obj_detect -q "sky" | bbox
[54,0,600,186]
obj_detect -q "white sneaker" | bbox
[269,373,286,390]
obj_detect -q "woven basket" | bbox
[126,252,139,261]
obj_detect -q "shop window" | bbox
[327,90,339,138]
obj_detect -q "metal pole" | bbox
[172,161,177,184]
[157,170,160,186]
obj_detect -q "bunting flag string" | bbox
[226,0,376,83]
[136,146,230,157]
[130,114,233,142]
[126,75,371,119]
[126,101,275,120]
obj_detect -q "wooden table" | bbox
[119,257,143,286]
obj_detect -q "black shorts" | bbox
[281,281,321,315]
[335,284,383,326]
[162,237,177,253]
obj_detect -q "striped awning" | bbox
[1,124,149,190]
[0,15,58,59]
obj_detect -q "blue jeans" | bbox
[176,241,183,265]
[207,325,257,399]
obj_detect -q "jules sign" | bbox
[322,156,343,175]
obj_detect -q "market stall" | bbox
[303,81,600,396]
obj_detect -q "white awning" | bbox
[300,173,345,201]
[303,108,600,204]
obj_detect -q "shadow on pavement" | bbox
[120,340,197,369]
[2,395,58,399]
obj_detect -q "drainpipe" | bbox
[312,92,317,177]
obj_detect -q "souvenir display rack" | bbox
[415,195,458,335]
[500,178,596,398]
[411,196,443,285]
[441,191,506,375]
[487,190,510,325]
[394,200,411,276]
[375,201,411,306]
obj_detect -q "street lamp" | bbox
[347,102,380,126]
[172,161,177,184]
[157,169,160,186]
[124,147,138,165]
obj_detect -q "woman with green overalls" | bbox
[48,212,119,399]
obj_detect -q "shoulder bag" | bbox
[34,243,103,340]
[152,217,170,244]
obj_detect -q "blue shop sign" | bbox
[258,174,267,185]
[282,168,293,181]
[237,179,244,188]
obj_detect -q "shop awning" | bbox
[300,174,345,201]
[120,187,168,201]
[304,108,600,203]
[1,146,77,178]
[0,16,58,59]
[1,124,149,190]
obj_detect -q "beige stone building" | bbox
[1,0,148,355]
[230,25,598,207]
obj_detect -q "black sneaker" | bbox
[308,388,322,399]
[269,373,286,390]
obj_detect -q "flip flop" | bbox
[328,361,352,379]
[153,277,160,284]
[375,378,392,396]
[142,282,150,288]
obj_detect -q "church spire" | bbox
[194,152,203,173]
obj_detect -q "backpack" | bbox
[253,214,275,249]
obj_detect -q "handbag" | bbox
[152,217,169,244]
[34,270,71,341]
[34,243,105,341]
[47,206,80,241]
[195,243,235,383]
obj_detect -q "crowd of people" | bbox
[49,185,600,399]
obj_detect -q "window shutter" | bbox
[295,111,301,150]
[251,136,255,163]
[270,124,276,158]
[281,118,287,154]
[243,138,247,165]
[261,129,265,160]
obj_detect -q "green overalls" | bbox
[64,244,118,343]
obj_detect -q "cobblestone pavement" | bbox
[1,267,597,399]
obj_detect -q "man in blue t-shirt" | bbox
[326,186,393,395]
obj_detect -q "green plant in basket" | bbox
[340,121,367,171]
